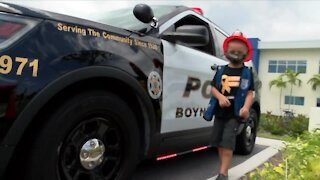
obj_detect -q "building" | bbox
[249,39,320,116]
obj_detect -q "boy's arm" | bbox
[211,86,231,108]
[243,90,254,109]
[239,90,254,119]
[240,68,255,119]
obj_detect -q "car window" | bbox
[95,6,177,31]
[162,15,216,56]
[213,28,227,59]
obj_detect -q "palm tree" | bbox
[269,75,287,115]
[308,74,320,91]
[282,69,302,110]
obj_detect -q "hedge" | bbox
[248,130,320,180]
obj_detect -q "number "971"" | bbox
[0,55,39,77]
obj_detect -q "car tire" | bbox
[22,90,140,180]
[235,109,257,155]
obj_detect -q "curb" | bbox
[207,137,285,180]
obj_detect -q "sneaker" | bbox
[216,174,228,180]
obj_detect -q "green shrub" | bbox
[287,114,309,136]
[259,113,309,137]
[248,130,320,180]
[260,113,286,135]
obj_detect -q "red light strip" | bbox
[156,145,210,161]
[192,146,208,152]
[156,153,177,161]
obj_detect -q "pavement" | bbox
[132,137,284,180]
[209,137,285,180]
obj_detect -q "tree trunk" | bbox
[280,88,282,116]
[289,84,293,110]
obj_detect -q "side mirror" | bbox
[133,4,158,28]
[161,25,209,46]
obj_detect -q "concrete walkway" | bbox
[207,137,285,180]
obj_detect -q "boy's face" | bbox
[226,40,248,64]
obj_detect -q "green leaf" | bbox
[260,169,268,176]
[278,163,284,168]
[274,166,285,176]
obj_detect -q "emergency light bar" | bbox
[192,7,203,15]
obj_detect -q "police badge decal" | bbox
[240,79,249,90]
[147,71,162,99]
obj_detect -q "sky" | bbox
[2,0,320,42]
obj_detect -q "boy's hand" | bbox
[240,107,249,119]
[218,96,231,108]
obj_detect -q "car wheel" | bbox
[23,90,140,180]
[235,109,257,155]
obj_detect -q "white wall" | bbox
[309,107,320,132]
[259,49,320,116]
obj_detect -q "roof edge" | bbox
[258,40,320,49]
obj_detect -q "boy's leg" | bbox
[211,118,225,174]
[218,148,223,165]
[218,118,239,176]
[218,147,233,176]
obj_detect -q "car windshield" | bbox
[94,6,177,31]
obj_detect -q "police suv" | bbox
[0,3,261,180]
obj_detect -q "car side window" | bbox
[163,15,216,56]
[213,28,227,60]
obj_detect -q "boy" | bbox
[203,31,254,180]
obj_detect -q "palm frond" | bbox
[269,76,287,89]
[308,74,320,90]
[283,69,302,87]
[296,79,302,86]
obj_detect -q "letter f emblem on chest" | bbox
[221,75,231,94]
[221,75,241,94]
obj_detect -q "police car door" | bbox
[160,11,227,133]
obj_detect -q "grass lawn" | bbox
[257,129,290,141]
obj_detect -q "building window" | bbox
[268,60,307,73]
[317,98,320,107]
[285,96,305,106]
[268,60,277,72]
[297,61,307,73]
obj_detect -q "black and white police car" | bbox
[0,3,261,179]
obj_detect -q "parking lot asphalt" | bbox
[132,144,267,180]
